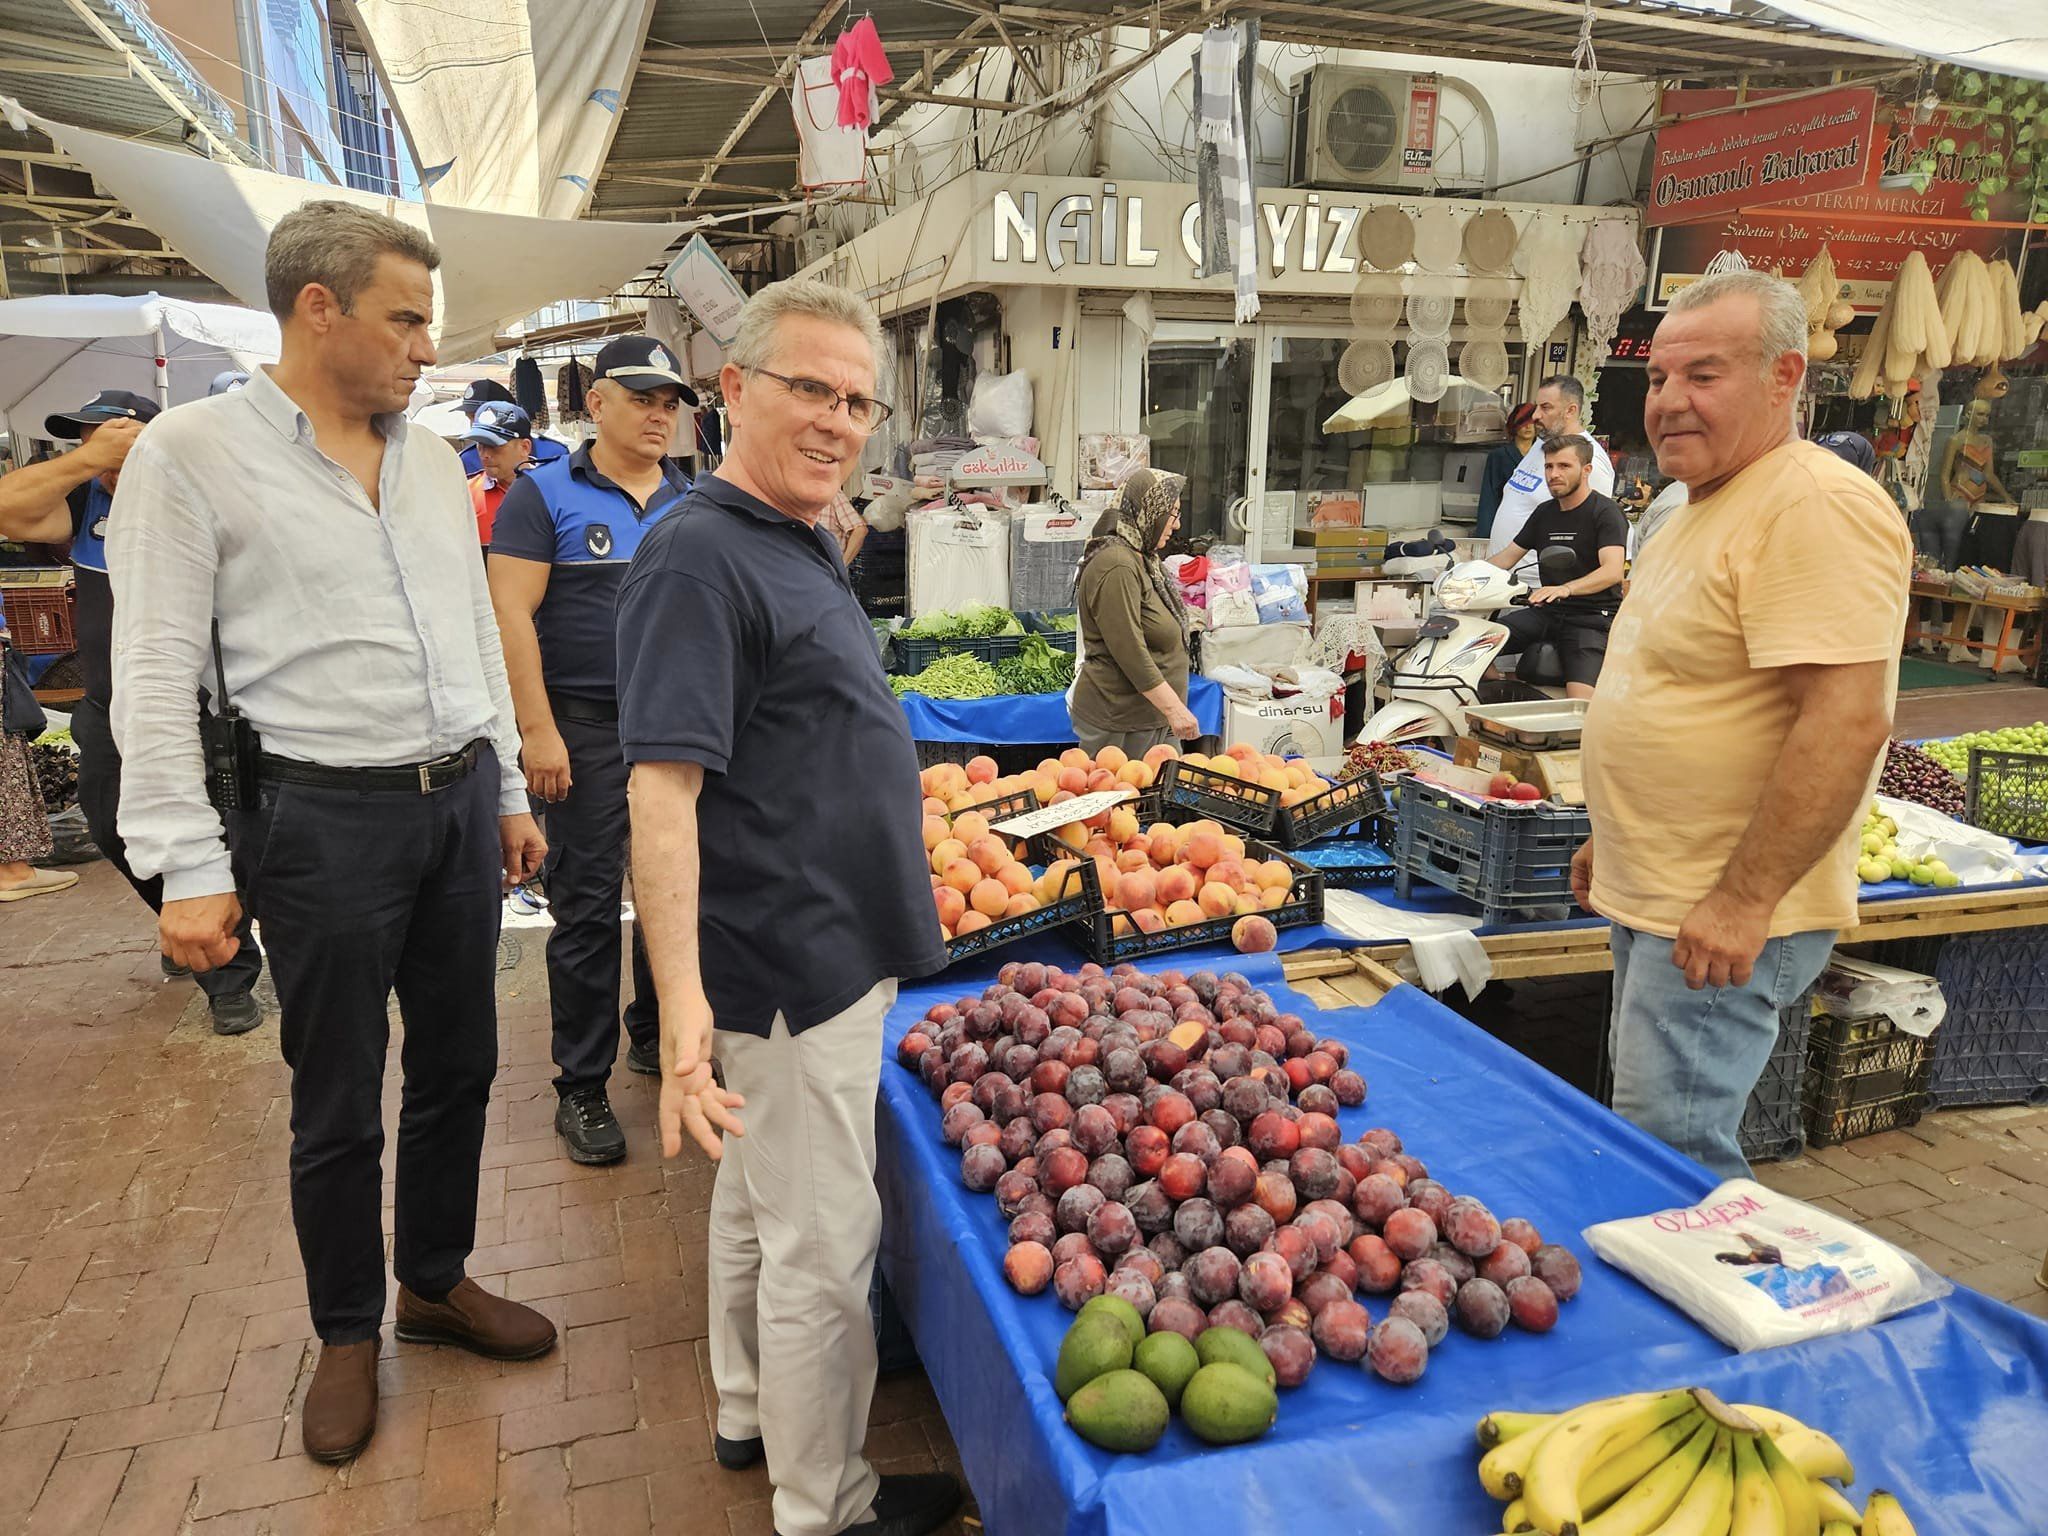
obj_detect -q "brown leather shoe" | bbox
[394,1277,557,1360]
[301,1340,378,1463]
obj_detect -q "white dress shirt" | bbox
[107,366,525,902]
[1487,433,1616,578]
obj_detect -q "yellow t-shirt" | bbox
[1581,440,1911,939]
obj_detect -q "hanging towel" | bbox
[1193,23,1261,324]
[830,16,893,130]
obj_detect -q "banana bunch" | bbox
[1472,1387,1920,1536]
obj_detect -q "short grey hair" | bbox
[728,277,884,379]
[1669,270,1808,374]
[265,199,439,320]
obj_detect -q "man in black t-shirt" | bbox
[1486,433,1629,697]
[0,389,264,1031]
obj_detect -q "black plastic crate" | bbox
[1738,997,1813,1164]
[1964,745,2048,842]
[1391,776,1591,927]
[1802,1009,1934,1147]
[1158,758,1284,838]
[1276,769,1391,849]
[1019,611,1079,652]
[940,857,1103,965]
[1285,832,1398,890]
[893,632,991,675]
[1926,929,2048,1108]
[1063,841,1322,964]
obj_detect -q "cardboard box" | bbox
[1451,737,1586,805]
[1294,525,1389,549]
[1223,693,1345,758]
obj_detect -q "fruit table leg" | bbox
[1993,607,2027,675]
[1944,601,1975,665]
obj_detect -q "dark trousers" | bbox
[546,708,658,1096]
[70,695,262,999]
[230,751,502,1344]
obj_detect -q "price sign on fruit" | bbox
[992,787,1137,839]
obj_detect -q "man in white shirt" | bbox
[1487,375,1615,579]
[108,201,556,1464]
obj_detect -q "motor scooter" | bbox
[1357,549,1575,746]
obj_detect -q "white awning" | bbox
[348,0,655,218]
[1762,1,2048,82]
[16,105,683,363]
[0,293,279,441]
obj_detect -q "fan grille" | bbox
[1325,85,1399,174]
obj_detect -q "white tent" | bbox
[0,293,279,443]
[1762,1,2048,83]
[11,103,684,363]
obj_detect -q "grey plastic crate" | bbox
[1391,776,1591,927]
[1739,998,1812,1164]
[1927,929,2048,1108]
[1965,745,2048,843]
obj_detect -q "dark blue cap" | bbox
[45,388,160,439]
[458,378,517,417]
[462,401,534,447]
[593,335,699,405]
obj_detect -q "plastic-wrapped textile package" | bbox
[907,503,1011,617]
[1008,502,1090,613]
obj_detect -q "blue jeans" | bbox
[1608,924,1836,1180]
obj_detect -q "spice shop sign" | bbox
[1646,87,1878,228]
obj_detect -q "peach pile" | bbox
[1044,815,1296,943]
[1176,743,1336,809]
[917,744,1168,821]
[925,806,1079,941]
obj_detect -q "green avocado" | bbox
[1194,1325,1277,1389]
[1132,1330,1200,1410]
[1065,1369,1171,1453]
[1054,1313,1133,1402]
[1080,1293,1146,1352]
[1179,1362,1279,1446]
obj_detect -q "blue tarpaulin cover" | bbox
[875,938,2048,1536]
[900,676,1226,746]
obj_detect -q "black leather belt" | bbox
[548,692,618,724]
[257,738,486,794]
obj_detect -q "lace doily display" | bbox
[1412,206,1461,273]
[1462,209,1518,275]
[1459,338,1510,392]
[1338,339,1398,395]
[1349,276,1404,334]
[1359,207,1414,271]
[1578,219,1647,368]
[1406,337,1451,403]
[1463,288,1514,332]
[1405,286,1455,338]
[1515,214,1583,353]
[1306,611,1385,675]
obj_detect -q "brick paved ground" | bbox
[3,859,2045,1532]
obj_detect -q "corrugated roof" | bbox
[0,0,245,152]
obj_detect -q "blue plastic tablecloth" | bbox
[900,675,1225,746]
[874,939,2048,1536]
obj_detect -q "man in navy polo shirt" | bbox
[489,335,695,1164]
[618,281,956,1536]
[456,378,566,477]
[0,388,263,1032]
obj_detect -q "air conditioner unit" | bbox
[1287,67,1493,193]
[796,227,837,268]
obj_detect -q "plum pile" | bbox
[899,958,1579,1390]
[1876,739,1964,818]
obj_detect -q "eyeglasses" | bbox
[748,368,893,432]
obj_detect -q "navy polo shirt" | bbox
[617,476,948,1037]
[66,481,115,705]
[489,442,690,699]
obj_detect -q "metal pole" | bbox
[154,316,170,409]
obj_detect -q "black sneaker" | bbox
[714,1432,763,1469]
[208,989,263,1036]
[555,1088,627,1164]
[625,1039,660,1076]
[162,955,192,980]
[779,1473,963,1536]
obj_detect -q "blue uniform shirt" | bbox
[616,476,948,1036]
[489,441,690,700]
[459,434,567,478]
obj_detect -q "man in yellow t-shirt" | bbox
[1578,270,1911,1178]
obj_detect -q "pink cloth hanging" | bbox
[829,16,892,130]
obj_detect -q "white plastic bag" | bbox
[968,371,1034,439]
[1583,1179,1951,1353]
[1810,955,1946,1038]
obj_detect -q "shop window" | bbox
[1144,337,1253,545]
[1262,335,1521,541]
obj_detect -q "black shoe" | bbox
[714,1432,763,1469]
[779,1473,963,1536]
[161,955,192,980]
[555,1088,626,1165]
[626,1039,660,1076]
[208,989,263,1036]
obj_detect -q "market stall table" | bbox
[898,674,1225,746]
[874,936,2048,1536]
[1906,579,2046,674]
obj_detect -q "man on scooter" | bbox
[1483,434,1628,698]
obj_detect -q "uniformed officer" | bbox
[0,388,263,1032]
[457,379,566,477]
[461,401,534,550]
[488,335,696,1163]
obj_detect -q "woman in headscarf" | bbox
[1069,468,1202,758]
